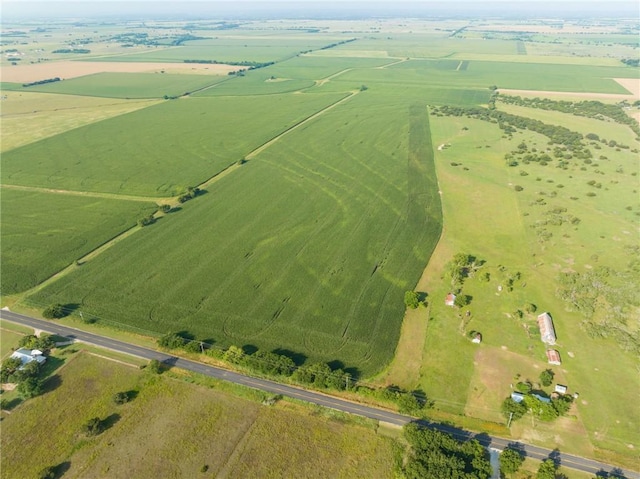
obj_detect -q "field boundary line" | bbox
[246,91,358,160]
[0,184,162,203]
[215,417,261,479]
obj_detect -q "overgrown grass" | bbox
[1,351,395,479]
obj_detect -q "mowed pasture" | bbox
[0,189,157,294]
[1,352,395,479]
[1,92,346,196]
[0,92,160,152]
[29,92,442,376]
[3,72,227,99]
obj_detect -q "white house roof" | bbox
[555,384,568,394]
[10,348,47,367]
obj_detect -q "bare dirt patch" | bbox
[498,85,639,101]
[1,61,237,83]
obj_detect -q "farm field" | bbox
[2,72,227,99]
[1,13,640,472]
[0,92,161,152]
[27,92,442,377]
[0,189,157,294]
[1,92,346,196]
[0,352,396,479]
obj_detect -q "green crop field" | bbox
[27,92,443,376]
[1,92,346,196]
[4,72,226,99]
[0,189,157,294]
[0,92,160,153]
[88,35,350,64]
[0,352,395,479]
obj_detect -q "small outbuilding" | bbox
[532,393,551,404]
[555,384,568,394]
[537,312,557,345]
[546,349,561,365]
[511,392,525,403]
[472,333,482,344]
[10,348,46,369]
[445,293,456,307]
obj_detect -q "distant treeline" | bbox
[52,48,90,54]
[22,77,61,88]
[319,38,356,50]
[184,59,274,70]
[622,58,639,67]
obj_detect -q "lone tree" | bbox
[500,447,524,476]
[43,303,65,319]
[17,377,44,399]
[113,391,130,405]
[536,459,557,479]
[539,369,554,387]
[404,291,420,309]
[82,417,105,437]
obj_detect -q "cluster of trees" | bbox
[319,38,356,50]
[22,77,61,88]
[358,384,430,415]
[445,253,483,292]
[498,95,640,138]
[157,332,203,353]
[557,263,639,354]
[137,214,156,227]
[43,303,67,319]
[432,105,587,152]
[622,58,640,67]
[502,385,573,423]
[178,186,201,203]
[52,48,90,54]
[404,290,423,309]
[398,423,492,479]
[0,359,44,400]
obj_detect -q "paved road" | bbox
[2,310,638,478]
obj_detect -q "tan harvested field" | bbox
[498,83,640,101]
[614,77,640,97]
[0,92,160,152]
[0,60,236,83]
[466,24,631,34]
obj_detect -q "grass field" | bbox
[1,92,346,196]
[0,328,25,358]
[3,72,227,99]
[0,189,157,294]
[0,352,396,479]
[26,92,442,377]
[403,110,639,461]
[0,92,160,152]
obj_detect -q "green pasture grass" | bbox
[0,319,33,335]
[0,189,157,294]
[0,352,142,479]
[1,351,395,479]
[1,92,346,196]
[497,102,639,147]
[0,329,25,359]
[0,91,160,152]
[9,72,226,99]
[27,92,442,377]
[223,406,395,478]
[386,60,639,93]
[414,114,639,459]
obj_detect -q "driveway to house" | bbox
[2,310,638,479]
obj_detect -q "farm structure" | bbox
[555,384,568,394]
[445,293,456,306]
[10,348,46,368]
[537,312,557,345]
[546,349,561,365]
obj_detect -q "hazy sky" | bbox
[2,1,637,20]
